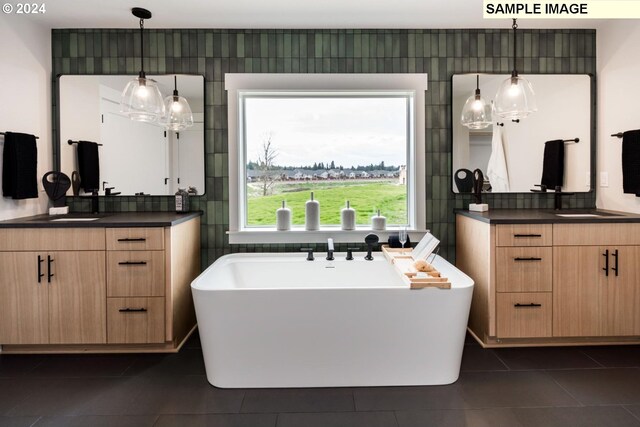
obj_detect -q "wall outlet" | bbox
[600,172,609,188]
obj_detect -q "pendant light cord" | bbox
[139,18,145,76]
[512,18,518,77]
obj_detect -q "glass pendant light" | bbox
[461,74,492,130]
[120,8,165,123]
[494,19,537,120]
[160,76,194,131]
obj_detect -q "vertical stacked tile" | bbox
[52,28,597,266]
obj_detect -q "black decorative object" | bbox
[71,171,81,196]
[454,168,474,193]
[42,171,71,207]
[472,169,484,204]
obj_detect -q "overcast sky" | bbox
[245,97,408,169]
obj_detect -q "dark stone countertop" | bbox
[455,208,640,224]
[0,211,202,228]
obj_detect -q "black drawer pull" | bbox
[603,249,609,277]
[612,249,619,276]
[47,255,54,283]
[37,255,44,283]
[117,238,146,242]
[119,308,148,313]
[514,257,542,261]
[514,303,542,308]
[513,234,542,238]
[118,261,148,266]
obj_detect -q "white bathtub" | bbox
[191,252,474,388]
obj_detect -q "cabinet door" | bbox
[553,246,605,337]
[0,252,48,344]
[603,246,640,336]
[48,251,107,344]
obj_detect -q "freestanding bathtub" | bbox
[191,252,473,388]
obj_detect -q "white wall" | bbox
[0,16,51,220]
[58,76,101,177]
[597,21,640,213]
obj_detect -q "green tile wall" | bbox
[52,29,597,268]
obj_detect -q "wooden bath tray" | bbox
[381,245,451,290]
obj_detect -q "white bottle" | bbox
[276,201,291,231]
[305,192,320,231]
[371,209,387,231]
[341,200,356,231]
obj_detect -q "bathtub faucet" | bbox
[326,238,335,261]
[364,233,379,261]
[301,248,314,261]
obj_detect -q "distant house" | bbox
[319,171,329,180]
[360,171,370,178]
[398,165,406,185]
[293,171,304,180]
[348,172,356,179]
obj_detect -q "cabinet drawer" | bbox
[497,293,552,338]
[496,224,552,247]
[0,228,105,251]
[107,251,165,297]
[106,228,164,251]
[107,297,165,344]
[496,247,552,292]
[554,223,640,246]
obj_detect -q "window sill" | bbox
[227,228,428,244]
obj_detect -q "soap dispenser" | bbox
[276,201,291,231]
[341,200,356,230]
[305,192,320,231]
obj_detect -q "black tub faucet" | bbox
[346,248,358,260]
[301,248,314,261]
[326,238,335,261]
[364,234,379,261]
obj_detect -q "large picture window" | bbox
[226,74,427,243]
[242,93,411,228]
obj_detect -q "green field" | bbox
[247,180,407,226]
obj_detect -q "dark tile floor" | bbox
[2,332,640,426]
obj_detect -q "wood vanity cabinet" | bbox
[457,214,640,347]
[553,224,640,338]
[0,215,200,353]
[0,229,106,345]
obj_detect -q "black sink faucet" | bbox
[91,190,99,214]
[554,186,574,210]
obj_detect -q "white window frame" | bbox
[226,73,427,244]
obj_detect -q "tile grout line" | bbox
[238,390,247,414]
[489,350,512,371]
[392,410,401,427]
[28,415,43,427]
[622,405,640,423]
[578,349,607,368]
[544,369,586,408]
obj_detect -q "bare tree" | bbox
[257,133,278,196]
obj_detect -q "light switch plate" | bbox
[600,172,609,188]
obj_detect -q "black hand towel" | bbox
[77,140,100,192]
[622,130,640,196]
[540,139,565,189]
[2,131,38,199]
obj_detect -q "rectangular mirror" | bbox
[58,74,205,196]
[452,74,592,194]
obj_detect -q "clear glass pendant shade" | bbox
[460,91,492,130]
[494,73,538,120]
[160,94,194,131]
[120,76,165,123]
